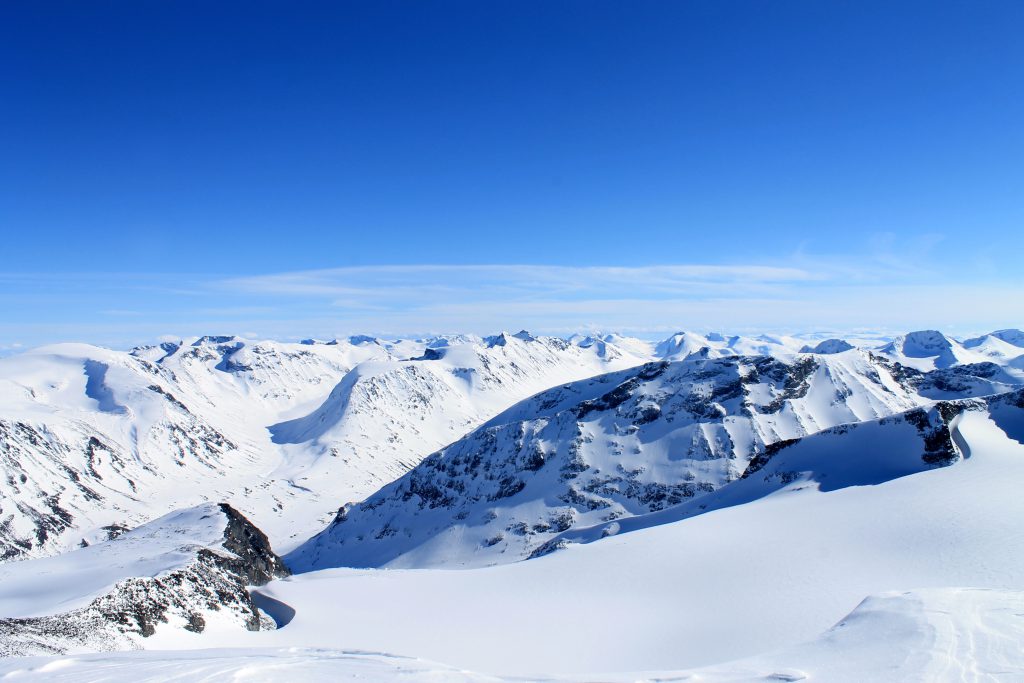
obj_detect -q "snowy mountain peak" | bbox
[879,330,972,370]
[347,334,380,346]
[0,330,658,563]
[192,335,239,346]
[483,332,514,347]
[653,331,714,360]
[894,329,954,353]
[800,338,855,354]
[990,328,1024,348]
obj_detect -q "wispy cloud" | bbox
[221,264,821,303]
[205,261,1023,340]
[0,253,1021,350]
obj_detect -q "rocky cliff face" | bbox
[0,503,289,656]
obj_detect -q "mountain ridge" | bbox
[288,346,1024,570]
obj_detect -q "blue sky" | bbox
[1,1,1022,348]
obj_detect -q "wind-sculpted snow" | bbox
[289,347,1024,569]
[0,503,289,656]
[675,587,1024,683]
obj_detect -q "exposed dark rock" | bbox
[742,439,799,480]
[408,348,445,362]
[0,504,288,656]
[216,503,291,585]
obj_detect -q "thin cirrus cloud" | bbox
[220,264,821,302]
[0,262,1020,350]
[213,263,1022,339]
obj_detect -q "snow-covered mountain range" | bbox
[1,328,1023,679]
[0,332,648,561]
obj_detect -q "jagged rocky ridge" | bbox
[289,347,1024,569]
[0,503,289,656]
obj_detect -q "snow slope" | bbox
[684,587,1024,683]
[2,587,1020,681]
[534,390,1021,553]
[290,350,1021,569]
[0,342,266,562]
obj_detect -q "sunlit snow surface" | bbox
[1,587,1021,681]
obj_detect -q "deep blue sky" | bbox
[1,1,1022,347]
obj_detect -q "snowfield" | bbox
[0,329,1022,680]
[1,587,1021,681]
